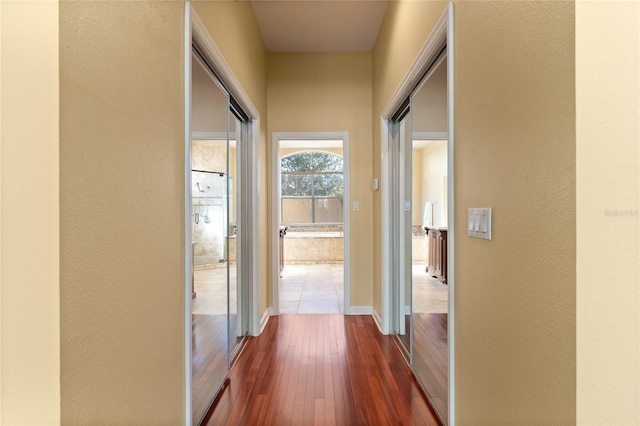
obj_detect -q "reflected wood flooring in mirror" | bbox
[203,314,440,425]
[413,313,448,423]
[193,314,228,424]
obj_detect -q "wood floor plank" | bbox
[204,314,441,425]
[413,313,448,424]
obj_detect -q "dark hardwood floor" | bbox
[203,314,441,425]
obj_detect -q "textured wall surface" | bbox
[1,1,60,423]
[268,52,373,307]
[59,2,185,423]
[576,2,639,424]
[454,1,576,423]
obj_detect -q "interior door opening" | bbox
[272,134,350,315]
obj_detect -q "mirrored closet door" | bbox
[389,49,449,425]
[190,46,250,425]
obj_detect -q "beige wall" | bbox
[59,2,185,423]
[412,144,449,228]
[192,55,229,134]
[454,1,576,423]
[268,52,373,307]
[412,148,424,226]
[192,1,270,316]
[374,0,576,423]
[412,56,448,134]
[1,1,60,424]
[576,2,639,424]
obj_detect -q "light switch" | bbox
[404,201,411,212]
[353,200,360,211]
[468,207,492,240]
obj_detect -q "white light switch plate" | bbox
[468,208,492,240]
[353,200,360,211]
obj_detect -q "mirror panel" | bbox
[190,52,230,425]
[410,56,449,424]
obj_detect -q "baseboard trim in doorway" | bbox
[260,308,272,334]
[372,308,384,333]
[348,306,373,315]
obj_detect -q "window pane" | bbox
[282,198,312,223]
[281,151,344,224]
[313,174,344,196]
[281,151,343,172]
[314,198,344,223]
[282,174,312,196]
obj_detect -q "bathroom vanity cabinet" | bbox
[426,227,448,284]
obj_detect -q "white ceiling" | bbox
[250,1,389,52]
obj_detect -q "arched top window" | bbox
[281,151,343,173]
[281,151,344,224]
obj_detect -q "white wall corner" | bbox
[259,307,272,335]
[372,308,385,334]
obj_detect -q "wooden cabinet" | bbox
[426,227,448,284]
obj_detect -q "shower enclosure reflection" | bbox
[190,47,246,425]
[192,171,229,272]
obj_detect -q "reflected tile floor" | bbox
[192,264,237,315]
[279,263,344,314]
[412,264,448,314]
[194,263,443,315]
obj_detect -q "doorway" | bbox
[271,133,350,315]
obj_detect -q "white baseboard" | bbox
[372,308,384,333]
[348,306,373,315]
[259,307,272,334]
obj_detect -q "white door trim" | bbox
[379,3,455,424]
[271,132,350,315]
[183,6,193,424]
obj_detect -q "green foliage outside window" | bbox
[281,151,344,224]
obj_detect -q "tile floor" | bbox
[412,264,448,314]
[192,262,447,316]
[192,264,237,315]
[279,264,344,314]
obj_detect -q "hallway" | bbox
[203,314,440,425]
